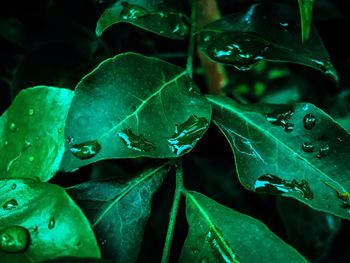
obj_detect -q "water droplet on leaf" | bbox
[265,107,294,132]
[70,140,101,160]
[254,174,313,200]
[118,129,155,152]
[2,199,18,211]
[169,15,189,37]
[28,156,35,162]
[0,226,30,253]
[200,258,208,263]
[120,2,149,20]
[192,248,199,255]
[9,123,16,132]
[303,114,316,130]
[48,217,55,229]
[317,144,330,159]
[28,108,34,116]
[206,229,237,262]
[302,142,314,153]
[11,184,16,190]
[168,115,209,155]
[67,136,74,144]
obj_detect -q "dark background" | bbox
[1,0,350,262]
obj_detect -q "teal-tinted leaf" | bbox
[197,3,338,83]
[298,0,316,42]
[61,53,211,171]
[179,191,307,263]
[96,1,189,39]
[208,95,350,219]
[0,86,73,181]
[0,178,100,263]
[277,197,341,261]
[67,162,170,263]
[43,258,111,263]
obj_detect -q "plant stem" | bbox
[161,161,184,263]
[186,0,197,78]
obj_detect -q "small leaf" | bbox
[208,95,350,220]
[298,0,316,42]
[96,1,189,39]
[0,178,100,263]
[197,3,338,83]
[0,86,73,181]
[67,162,170,263]
[61,53,211,172]
[179,191,307,262]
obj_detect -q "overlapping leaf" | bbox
[179,191,307,262]
[298,0,316,42]
[67,163,170,263]
[61,53,211,171]
[197,3,338,83]
[96,0,189,39]
[0,178,100,263]
[0,86,73,181]
[208,95,350,219]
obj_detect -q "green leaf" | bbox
[179,191,307,263]
[61,53,211,172]
[96,1,189,39]
[298,0,316,42]
[208,95,350,220]
[0,178,100,263]
[197,3,338,84]
[67,162,170,263]
[0,86,73,181]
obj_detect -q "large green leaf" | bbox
[298,0,316,42]
[67,162,170,263]
[179,191,307,263]
[208,95,350,219]
[197,3,338,83]
[0,86,73,181]
[61,53,211,171]
[0,178,100,263]
[96,0,189,39]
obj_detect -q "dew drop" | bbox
[206,229,237,262]
[67,136,74,144]
[0,226,30,253]
[2,199,18,211]
[48,217,55,230]
[9,123,16,132]
[168,115,209,156]
[70,140,101,160]
[28,156,35,162]
[284,123,294,132]
[169,15,189,37]
[302,142,314,153]
[200,258,208,263]
[28,108,34,116]
[192,248,200,255]
[265,107,294,132]
[120,2,149,20]
[317,144,330,159]
[11,184,16,190]
[303,114,316,130]
[118,129,155,152]
[4,141,8,147]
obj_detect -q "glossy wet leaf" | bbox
[208,95,350,219]
[197,3,338,83]
[0,178,100,263]
[179,191,307,263]
[96,1,189,39]
[0,86,73,181]
[61,53,211,171]
[298,0,316,42]
[67,162,170,263]
[277,197,341,261]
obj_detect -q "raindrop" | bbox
[168,115,209,155]
[70,140,101,160]
[67,136,74,144]
[120,2,149,20]
[118,129,156,152]
[192,248,200,255]
[311,59,339,84]
[200,258,208,263]
[169,15,189,37]
[302,142,314,153]
[303,114,316,130]
[317,144,330,159]
[206,229,237,262]
[0,226,30,253]
[28,108,34,116]
[9,123,16,132]
[2,199,18,211]
[199,32,215,43]
[302,104,309,111]
[265,107,294,132]
[284,123,294,132]
[28,156,35,162]
[4,141,8,147]
[254,174,313,200]
[11,184,16,190]
[48,217,55,229]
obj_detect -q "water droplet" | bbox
[302,142,314,153]
[200,258,208,263]
[2,199,18,211]
[317,144,330,159]
[58,128,63,134]
[120,2,149,20]
[254,174,313,200]
[336,137,343,143]
[338,192,349,201]
[4,141,8,147]
[28,156,35,162]
[265,107,294,132]
[48,217,55,229]
[0,226,30,253]
[24,137,32,149]
[67,136,74,144]
[200,32,215,43]
[192,248,200,255]
[11,184,16,190]
[206,229,237,262]
[303,114,316,130]
[311,59,339,84]
[70,140,101,160]
[28,108,34,116]
[302,104,309,111]
[169,15,189,37]
[118,129,155,152]
[168,115,209,155]
[9,123,16,132]
[31,226,38,232]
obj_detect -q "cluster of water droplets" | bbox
[0,226,30,253]
[117,129,155,152]
[69,140,101,160]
